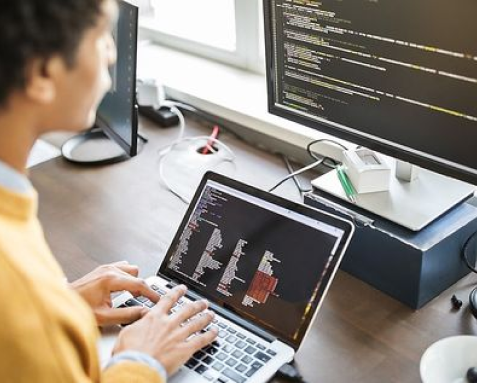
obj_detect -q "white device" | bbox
[136,78,166,109]
[342,148,391,194]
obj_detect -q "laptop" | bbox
[108,171,354,383]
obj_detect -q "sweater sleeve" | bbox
[102,361,166,383]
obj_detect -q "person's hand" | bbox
[113,285,218,376]
[70,261,160,326]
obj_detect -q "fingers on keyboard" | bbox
[178,311,215,339]
[170,300,209,325]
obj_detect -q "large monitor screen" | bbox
[97,0,138,156]
[264,0,477,184]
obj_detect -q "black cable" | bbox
[269,158,324,193]
[306,139,349,162]
[174,102,346,176]
[453,230,477,321]
[321,157,340,169]
[276,363,308,383]
[461,230,477,274]
[282,155,312,196]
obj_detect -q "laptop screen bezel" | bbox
[158,171,354,349]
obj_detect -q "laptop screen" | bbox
[159,172,353,349]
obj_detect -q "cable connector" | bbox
[276,363,308,383]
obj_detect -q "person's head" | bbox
[0,0,117,133]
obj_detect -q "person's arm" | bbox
[103,359,166,383]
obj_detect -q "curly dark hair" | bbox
[0,0,107,107]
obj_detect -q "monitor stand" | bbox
[61,127,145,165]
[311,158,475,231]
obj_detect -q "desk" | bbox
[31,117,477,383]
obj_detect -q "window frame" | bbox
[139,0,264,73]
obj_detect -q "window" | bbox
[139,0,264,72]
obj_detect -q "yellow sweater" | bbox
[0,184,163,383]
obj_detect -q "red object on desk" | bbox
[202,125,220,154]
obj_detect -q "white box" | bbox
[342,149,391,194]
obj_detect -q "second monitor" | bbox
[62,0,139,165]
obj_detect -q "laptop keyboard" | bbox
[119,284,278,383]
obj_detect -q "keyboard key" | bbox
[266,349,277,356]
[223,345,234,353]
[232,350,243,359]
[244,346,256,355]
[195,365,208,375]
[193,351,206,360]
[203,372,215,381]
[236,333,246,340]
[256,344,266,351]
[185,358,199,369]
[225,358,238,367]
[222,368,246,383]
[218,330,227,338]
[205,346,219,356]
[124,299,142,307]
[226,335,237,343]
[246,338,256,345]
[255,351,271,363]
[212,362,224,371]
[207,324,219,332]
[245,367,259,378]
[235,341,247,349]
[241,355,253,364]
[227,328,237,334]
[203,356,214,365]
[216,352,228,361]
[218,322,227,329]
[135,296,149,303]
[236,364,247,373]
[151,285,167,295]
[245,362,263,378]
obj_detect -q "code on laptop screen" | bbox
[164,180,346,346]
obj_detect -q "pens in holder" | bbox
[336,165,357,204]
[202,125,220,154]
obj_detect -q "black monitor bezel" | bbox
[98,0,138,157]
[158,171,354,349]
[262,1,477,186]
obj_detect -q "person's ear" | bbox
[24,57,63,105]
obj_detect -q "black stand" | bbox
[61,127,146,165]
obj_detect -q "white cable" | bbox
[156,104,237,203]
[161,100,186,142]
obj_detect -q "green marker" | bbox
[336,166,357,204]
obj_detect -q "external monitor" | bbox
[61,0,139,164]
[97,0,139,156]
[263,0,477,228]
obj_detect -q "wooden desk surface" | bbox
[31,118,477,383]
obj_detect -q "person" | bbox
[0,0,218,382]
